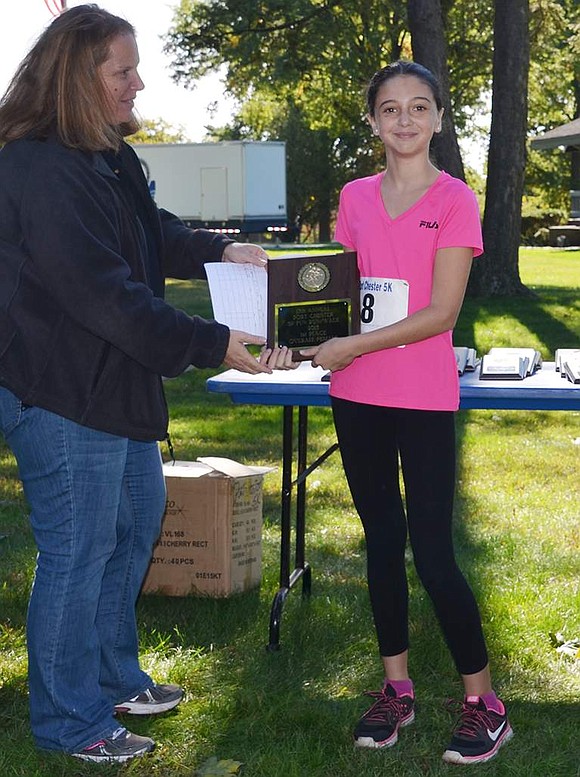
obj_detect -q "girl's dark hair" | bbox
[366,60,443,116]
[0,4,137,150]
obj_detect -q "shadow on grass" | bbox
[458,287,579,355]
[1,418,578,776]
[134,548,580,776]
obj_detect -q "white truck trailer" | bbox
[130,140,288,236]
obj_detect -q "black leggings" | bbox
[332,397,488,675]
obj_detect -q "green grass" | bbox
[0,248,579,776]
[456,248,580,357]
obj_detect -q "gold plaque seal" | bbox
[297,262,331,293]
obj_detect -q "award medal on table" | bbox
[267,251,360,361]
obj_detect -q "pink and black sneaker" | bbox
[72,726,155,763]
[353,682,415,749]
[442,695,513,764]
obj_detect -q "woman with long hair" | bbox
[0,4,290,763]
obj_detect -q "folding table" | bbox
[207,362,579,649]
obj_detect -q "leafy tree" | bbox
[164,0,484,239]
[407,0,465,180]
[164,0,577,289]
[204,93,340,241]
[526,0,580,210]
[440,0,578,218]
[127,118,188,144]
[163,0,408,240]
[442,1,494,131]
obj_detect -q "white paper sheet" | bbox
[205,263,268,337]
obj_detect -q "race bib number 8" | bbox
[360,277,410,333]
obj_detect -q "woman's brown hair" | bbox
[0,4,138,150]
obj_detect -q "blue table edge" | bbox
[206,362,580,411]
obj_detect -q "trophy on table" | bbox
[267,251,360,361]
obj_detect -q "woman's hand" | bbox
[222,242,268,267]
[258,345,299,371]
[223,331,272,374]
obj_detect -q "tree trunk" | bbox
[571,76,580,192]
[318,209,332,243]
[407,0,465,180]
[315,130,334,243]
[468,0,531,297]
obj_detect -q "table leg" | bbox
[267,406,311,650]
[266,405,339,651]
[267,406,294,651]
[296,406,310,597]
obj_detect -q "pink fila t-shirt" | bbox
[331,170,483,411]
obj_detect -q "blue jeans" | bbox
[0,387,166,752]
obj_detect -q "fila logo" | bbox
[419,220,439,229]
[487,721,506,742]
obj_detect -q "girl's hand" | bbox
[300,337,359,372]
[222,242,268,267]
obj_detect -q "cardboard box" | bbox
[142,457,273,597]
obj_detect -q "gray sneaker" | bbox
[114,683,183,715]
[72,726,155,762]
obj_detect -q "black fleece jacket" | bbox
[0,135,233,441]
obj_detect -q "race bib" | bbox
[359,277,409,333]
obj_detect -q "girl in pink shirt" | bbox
[302,61,512,765]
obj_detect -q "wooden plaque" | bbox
[267,251,360,360]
